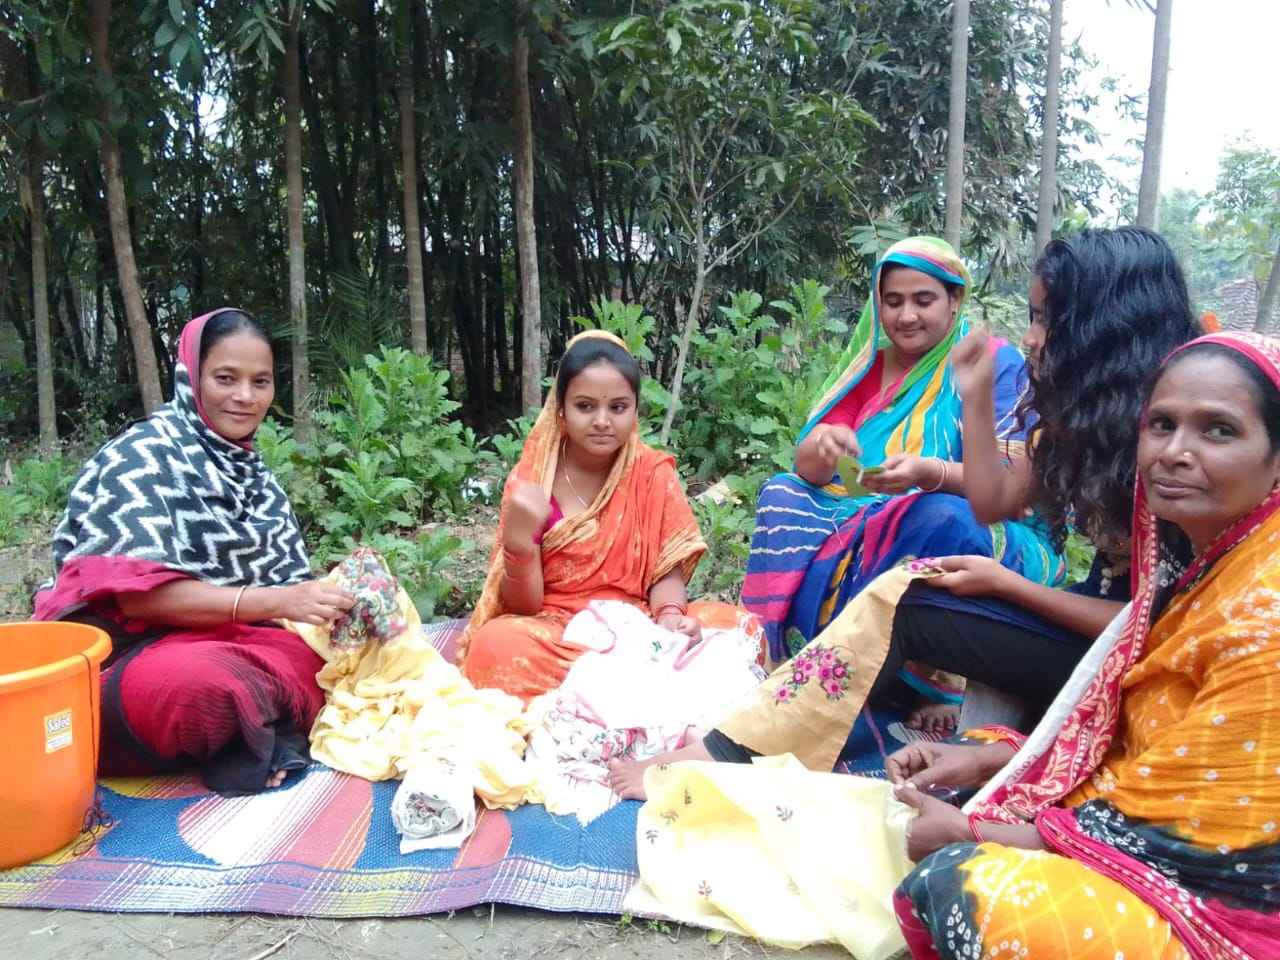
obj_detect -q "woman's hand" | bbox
[896,784,970,862]
[656,611,702,641]
[814,424,861,469]
[273,580,356,625]
[949,329,995,402]
[930,555,1018,598]
[503,481,552,551]
[886,741,1007,792]
[861,453,944,495]
[795,424,861,487]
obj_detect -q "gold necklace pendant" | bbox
[560,441,591,509]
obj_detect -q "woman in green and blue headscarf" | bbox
[742,236,1063,671]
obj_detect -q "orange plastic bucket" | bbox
[0,621,111,869]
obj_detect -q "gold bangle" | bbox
[920,456,948,493]
[231,585,249,623]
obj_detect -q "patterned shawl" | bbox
[970,332,1280,958]
[458,330,706,661]
[35,311,310,620]
[797,236,981,461]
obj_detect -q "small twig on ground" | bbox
[208,915,255,948]
[241,929,299,960]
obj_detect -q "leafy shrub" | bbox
[671,280,848,485]
[257,349,484,619]
[477,411,537,502]
[688,476,758,602]
[10,453,78,515]
[0,488,36,548]
[0,451,79,548]
[261,348,479,547]
[316,347,478,516]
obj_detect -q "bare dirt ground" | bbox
[1,907,853,960]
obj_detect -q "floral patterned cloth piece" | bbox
[326,548,409,651]
[716,559,946,772]
[524,600,766,823]
[285,552,534,801]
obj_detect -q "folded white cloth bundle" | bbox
[390,756,478,853]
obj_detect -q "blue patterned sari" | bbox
[742,237,1064,662]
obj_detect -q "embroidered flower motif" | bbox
[905,557,946,575]
[644,828,659,845]
[660,810,679,825]
[328,548,409,650]
[775,643,852,703]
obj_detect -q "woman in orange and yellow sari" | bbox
[459,330,759,703]
[891,331,1280,959]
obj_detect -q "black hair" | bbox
[879,261,963,300]
[554,337,641,407]
[199,309,272,367]
[1019,227,1201,548]
[1160,343,1280,455]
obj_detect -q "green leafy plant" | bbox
[671,280,847,485]
[481,411,538,495]
[689,481,756,602]
[257,349,479,574]
[9,453,78,515]
[1065,531,1096,585]
[373,529,472,623]
[320,451,417,543]
[0,451,78,549]
[572,297,657,362]
[0,488,37,548]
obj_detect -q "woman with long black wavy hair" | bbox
[609,227,1206,800]
[859,226,1204,727]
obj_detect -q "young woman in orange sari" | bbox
[459,331,758,703]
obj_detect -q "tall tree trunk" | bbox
[189,84,206,304]
[399,3,428,355]
[512,5,543,412]
[660,208,707,446]
[1137,0,1173,230]
[60,271,89,372]
[285,13,311,439]
[1035,0,1064,255]
[364,0,389,275]
[943,0,970,248]
[90,0,163,413]
[1257,236,1280,333]
[24,142,58,453]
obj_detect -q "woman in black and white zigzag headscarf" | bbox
[35,309,355,795]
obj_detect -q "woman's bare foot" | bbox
[905,702,959,736]
[265,768,287,789]
[607,739,716,801]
